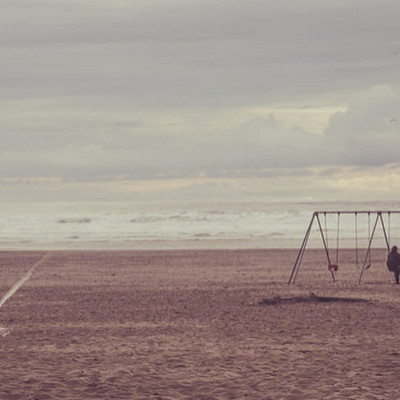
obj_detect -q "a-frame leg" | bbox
[357,213,380,284]
[288,213,315,284]
[315,213,335,282]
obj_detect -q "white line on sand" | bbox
[0,252,50,311]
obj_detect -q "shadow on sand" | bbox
[259,293,370,306]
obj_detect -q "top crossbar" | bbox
[312,211,400,214]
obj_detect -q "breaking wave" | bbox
[58,218,91,224]
[0,199,398,249]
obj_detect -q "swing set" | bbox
[288,211,399,285]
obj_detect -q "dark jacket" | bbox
[387,251,400,272]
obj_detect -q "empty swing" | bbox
[366,212,372,269]
[326,213,340,272]
[354,212,372,269]
[355,212,359,267]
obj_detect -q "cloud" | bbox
[1,85,400,182]
[2,0,400,106]
[3,164,400,203]
[325,85,400,165]
[2,2,400,201]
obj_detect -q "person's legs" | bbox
[395,270,400,284]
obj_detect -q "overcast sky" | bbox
[2,0,400,202]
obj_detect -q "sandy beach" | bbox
[0,249,399,399]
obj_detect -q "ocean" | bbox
[1,200,400,250]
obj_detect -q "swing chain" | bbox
[355,212,359,265]
[335,212,340,266]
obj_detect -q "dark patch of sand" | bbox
[259,293,370,305]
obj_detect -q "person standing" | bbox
[387,245,400,284]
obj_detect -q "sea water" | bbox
[0,200,400,250]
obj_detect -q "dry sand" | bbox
[0,249,399,399]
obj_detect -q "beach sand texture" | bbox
[0,249,399,399]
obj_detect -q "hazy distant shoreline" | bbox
[1,200,398,251]
[0,238,296,251]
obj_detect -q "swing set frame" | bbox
[288,211,399,285]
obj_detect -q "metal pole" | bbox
[379,212,390,252]
[358,213,380,284]
[335,212,340,265]
[292,216,314,284]
[316,213,335,282]
[288,213,315,284]
[355,212,359,265]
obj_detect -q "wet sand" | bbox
[0,249,399,399]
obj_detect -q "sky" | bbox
[2,0,400,203]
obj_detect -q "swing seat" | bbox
[356,264,371,269]
[328,264,338,272]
